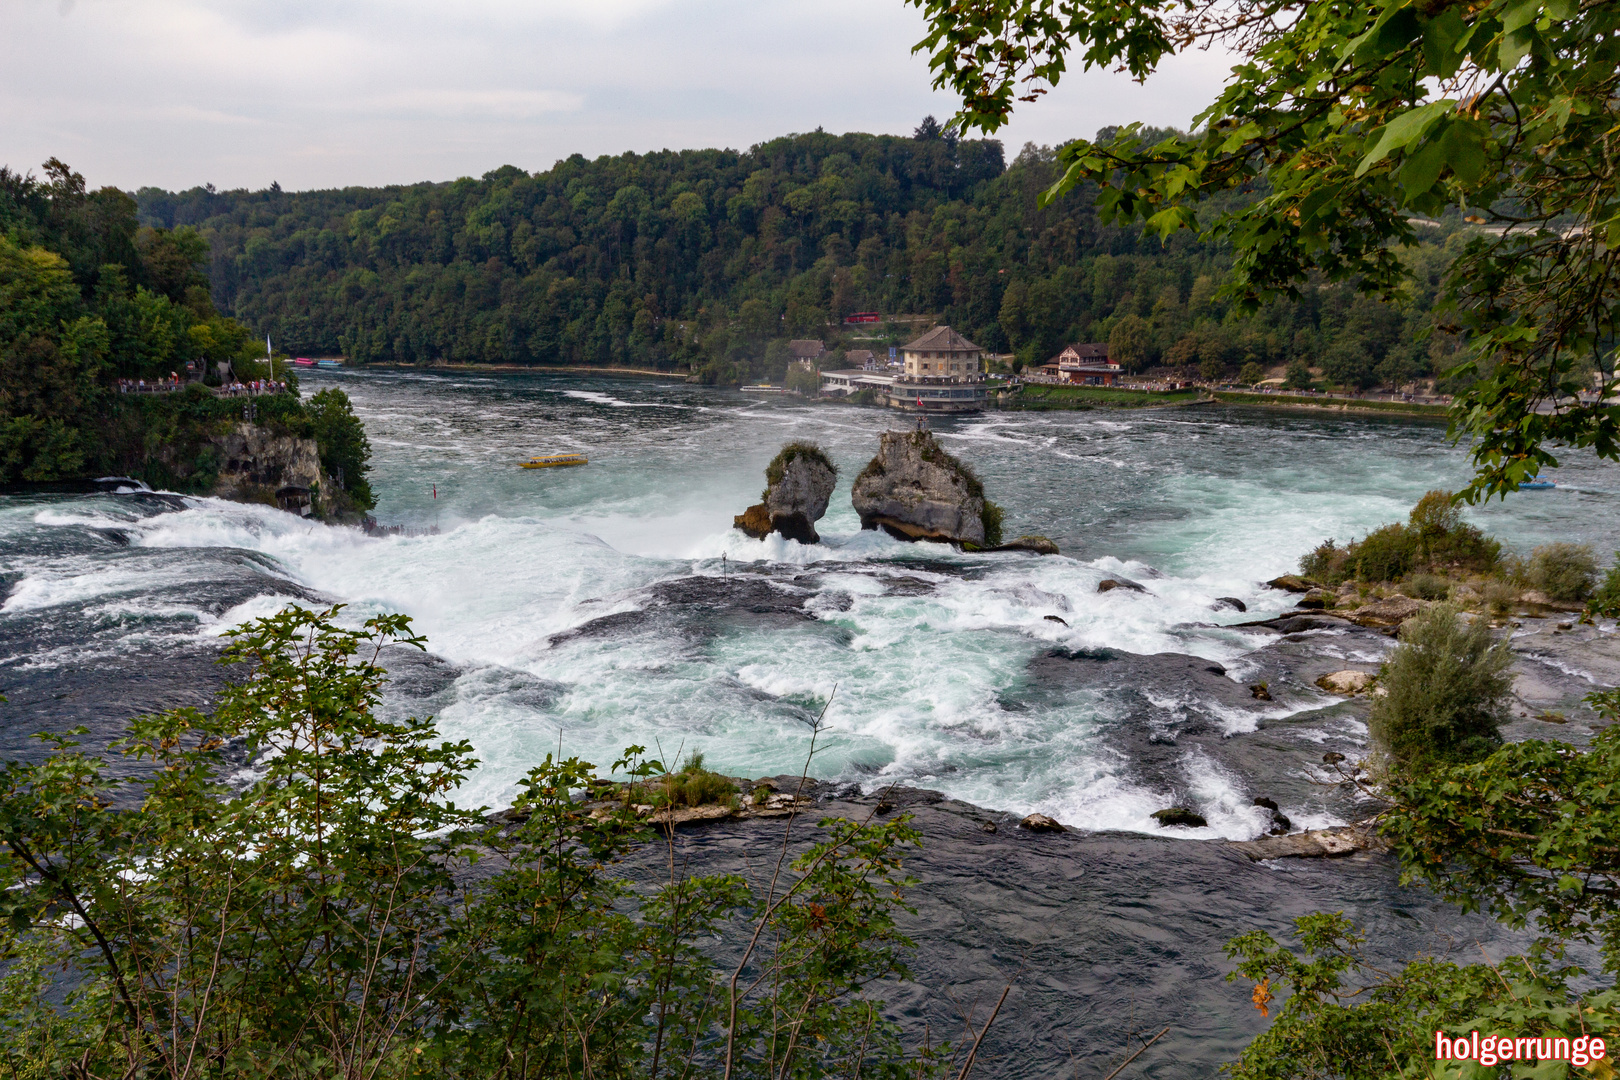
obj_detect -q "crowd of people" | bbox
[113,374,291,396]
[217,379,291,396]
[115,375,186,393]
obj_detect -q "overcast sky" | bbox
[3,0,1235,193]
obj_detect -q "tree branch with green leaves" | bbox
[908,0,1620,498]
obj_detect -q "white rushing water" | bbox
[6,369,1619,839]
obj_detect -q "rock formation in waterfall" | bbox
[733,441,838,544]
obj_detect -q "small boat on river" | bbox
[316,359,343,369]
[521,453,588,469]
[293,358,316,367]
[740,384,784,393]
[1520,477,1557,490]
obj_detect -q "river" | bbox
[4,369,1616,1074]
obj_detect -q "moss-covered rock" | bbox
[734,440,837,544]
[851,430,997,546]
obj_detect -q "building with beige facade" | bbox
[888,326,988,413]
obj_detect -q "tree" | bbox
[1283,357,1311,390]
[1238,361,1264,386]
[1107,313,1153,372]
[907,0,1620,499]
[306,388,375,513]
[1318,338,1376,390]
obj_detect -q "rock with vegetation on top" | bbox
[1316,670,1375,695]
[1151,806,1208,828]
[734,441,837,544]
[851,430,1003,546]
[1295,588,1335,609]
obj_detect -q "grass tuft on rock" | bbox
[654,751,739,809]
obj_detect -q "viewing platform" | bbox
[885,374,988,414]
[115,378,293,397]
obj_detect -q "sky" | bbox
[2,0,1236,194]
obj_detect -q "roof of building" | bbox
[1055,343,1110,363]
[903,326,981,354]
[788,339,826,358]
[845,349,875,363]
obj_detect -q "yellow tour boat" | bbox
[520,453,588,469]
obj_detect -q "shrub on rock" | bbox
[1527,542,1598,602]
[1368,603,1513,771]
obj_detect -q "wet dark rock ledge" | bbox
[469,778,1520,1079]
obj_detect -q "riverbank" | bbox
[1208,389,1450,419]
[994,383,1451,418]
[420,361,684,378]
[998,384,1204,409]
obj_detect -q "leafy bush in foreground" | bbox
[1590,552,1620,618]
[1367,603,1512,771]
[1229,688,1620,1077]
[0,606,941,1080]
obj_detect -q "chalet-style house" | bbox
[788,340,826,367]
[1042,343,1121,385]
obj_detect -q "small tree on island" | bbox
[1367,602,1513,773]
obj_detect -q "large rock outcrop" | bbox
[851,430,999,546]
[734,442,837,544]
[208,422,323,514]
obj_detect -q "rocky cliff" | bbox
[851,430,999,546]
[208,423,324,515]
[734,442,838,544]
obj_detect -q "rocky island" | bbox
[851,429,1002,546]
[733,441,837,543]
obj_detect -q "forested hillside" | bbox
[0,160,370,501]
[135,123,1466,388]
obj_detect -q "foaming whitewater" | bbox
[6,370,1620,841]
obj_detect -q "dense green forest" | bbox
[136,123,1467,389]
[0,159,370,505]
